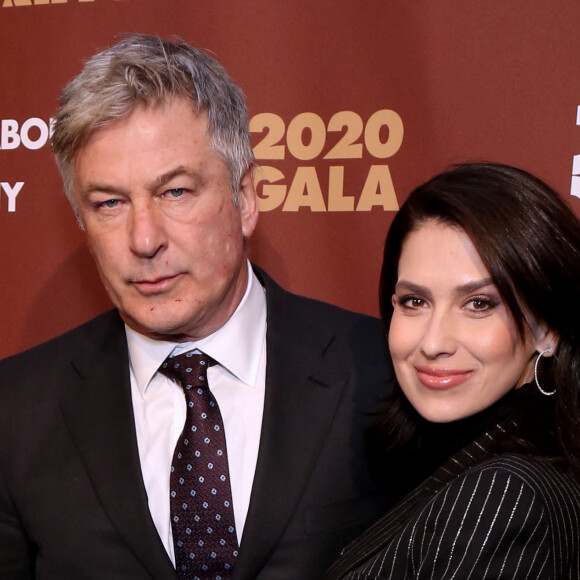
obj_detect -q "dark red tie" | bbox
[159,351,238,579]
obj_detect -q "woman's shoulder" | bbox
[329,452,580,579]
[432,452,580,576]
[403,452,580,578]
[326,451,580,579]
[459,452,580,503]
[438,451,580,528]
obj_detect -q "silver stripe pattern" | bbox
[325,421,580,579]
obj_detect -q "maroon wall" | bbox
[1,0,579,358]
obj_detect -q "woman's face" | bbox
[388,220,552,423]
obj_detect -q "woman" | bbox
[325,162,580,579]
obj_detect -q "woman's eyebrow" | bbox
[394,278,495,296]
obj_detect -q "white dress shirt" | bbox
[126,265,267,562]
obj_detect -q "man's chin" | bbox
[119,306,194,342]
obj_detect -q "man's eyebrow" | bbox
[79,166,204,199]
[79,182,127,198]
[149,166,203,190]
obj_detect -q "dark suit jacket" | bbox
[0,267,397,579]
[324,417,580,579]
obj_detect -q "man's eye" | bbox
[166,188,185,198]
[99,199,120,208]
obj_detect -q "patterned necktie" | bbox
[159,351,238,579]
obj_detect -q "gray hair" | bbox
[51,34,254,220]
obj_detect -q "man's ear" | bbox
[238,168,259,239]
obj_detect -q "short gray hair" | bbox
[51,34,254,219]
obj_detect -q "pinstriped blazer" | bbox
[324,418,580,579]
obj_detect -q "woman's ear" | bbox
[532,324,559,356]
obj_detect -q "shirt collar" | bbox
[126,262,267,396]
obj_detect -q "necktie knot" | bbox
[159,352,216,392]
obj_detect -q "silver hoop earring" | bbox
[534,348,556,396]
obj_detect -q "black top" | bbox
[405,382,559,484]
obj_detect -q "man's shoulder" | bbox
[254,266,389,381]
[0,309,124,375]
[254,264,383,333]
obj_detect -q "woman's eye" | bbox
[397,295,425,309]
[466,297,497,312]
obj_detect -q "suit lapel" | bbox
[60,312,175,580]
[233,269,350,579]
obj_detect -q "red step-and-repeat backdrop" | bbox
[1,0,579,358]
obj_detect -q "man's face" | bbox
[73,97,258,341]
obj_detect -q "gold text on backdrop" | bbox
[251,110,403,212]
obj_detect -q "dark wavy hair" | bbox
[378,162,580,475]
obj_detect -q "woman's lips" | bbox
[415,366,474,389]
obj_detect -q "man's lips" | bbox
[415,366,474,389]
[130,273,182,294]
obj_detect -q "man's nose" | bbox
[128,202,167,258]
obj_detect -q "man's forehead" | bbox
[71,98,234,202]
[78,97,209,155]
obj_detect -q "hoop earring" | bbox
[534,348,556,396]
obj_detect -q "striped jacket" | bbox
[324,419,580,579]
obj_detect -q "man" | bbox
[0,35,395,579]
